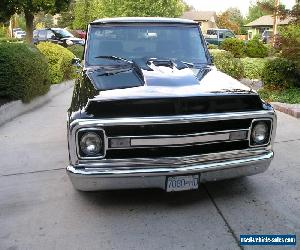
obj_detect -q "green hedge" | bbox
[258,87,300,104]
[0,37,23,43]
[37,42,76,84]
[245,37,269,58]
[220,37,269,58]
[67,45,84,59]
[220,38,245,58]
[241,58,268,80]
[261,58,300,88]
[0,43,50,103]
[207,44,218,50]
[209,49,244,79]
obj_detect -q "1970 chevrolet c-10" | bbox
[67,17,276,192]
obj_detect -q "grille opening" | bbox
[105,141,249,159]
[86,95,263,118]
[105,119,252,137]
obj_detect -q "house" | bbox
[245,15,292,40]
[181,11,218,33]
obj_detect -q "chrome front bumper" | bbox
[67,149,274,191]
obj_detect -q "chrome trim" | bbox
[75,128,108,160]
[131,133,229,146]
[107,129,249,149]
[67,150,273,191]
[70,110,275,127]
[75,148,270,168]
[68,110,277,165]
[249,118,273,148]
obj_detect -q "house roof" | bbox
[245,15,292,27]
[181,11,217,22]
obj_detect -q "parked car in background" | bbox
[261,30,273,44]
[204,28,235,45]
[12,28,22,37]
[14,30,26,39]
[33,28,85,47]
[66,17,277,192]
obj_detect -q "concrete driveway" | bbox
[0,87,299,250]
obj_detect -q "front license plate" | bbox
[166,175,199,192]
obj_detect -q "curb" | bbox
[0,80,74,127]
[271,102,300,119]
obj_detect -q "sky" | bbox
[184,0,296,16]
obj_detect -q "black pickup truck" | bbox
[66,17,276,192]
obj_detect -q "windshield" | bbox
[87,25,208,66]
[52,28,74,38]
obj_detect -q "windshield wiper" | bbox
[93,56,144,81]
[180,61,194,68]
[94,55,133,64]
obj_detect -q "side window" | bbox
[39,30,46,39]
[219,32,224,39]
[225,31,235,38]
[46,30,55,39]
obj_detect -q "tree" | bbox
[57,1,76,29]
[34,13,54,28]
[216,8,244,34]
[0,0,71,43]
[245,0,276,23]
[73,0,186,30]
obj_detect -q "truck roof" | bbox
[91,17,197,25]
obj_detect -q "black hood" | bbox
[85,60,252,96]
[68,61,268,120]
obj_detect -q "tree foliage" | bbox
[279,24,300,68]
[245,0,275,23]
[73,0,185,29]
[258,1,300,69]
[0,0,71,42]
[57,1,76,28]
[216,8,243,34]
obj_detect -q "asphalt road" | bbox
[0,86,299,250]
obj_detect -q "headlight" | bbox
[79,132,102,156]
[251,122,268,145]
[66,39,74,46]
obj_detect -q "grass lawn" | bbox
[258,87,300,104]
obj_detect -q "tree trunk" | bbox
[272,0,280,47]
[24,11,34,44]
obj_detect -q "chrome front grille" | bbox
[104,119,252,158]
[68,110,276,165]
[105,141,250,159]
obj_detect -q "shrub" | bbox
[209,49,244,79]
[220,38,245,58]
[68,45,84,59]
[0,43,50,102]
[245,37,269,58]
[261,58,300,88]
[37,42,76,84]
[0,37,23,43]
[241,58,268,80]
[207,44,218,50]
[258,87,300,104]
[0,27,8,37]
[279,24,300,69]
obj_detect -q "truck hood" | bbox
[86,63,253,101]
[68,63,264,120]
